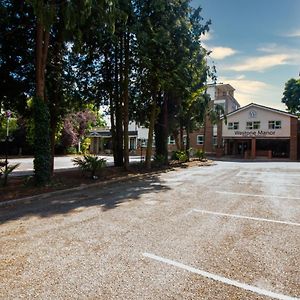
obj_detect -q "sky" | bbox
[191,0,300,110]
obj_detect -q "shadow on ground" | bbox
[0,174,171,224]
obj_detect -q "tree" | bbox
[26,0,112,183]
[150,3,210,163]
[135,0,188,168]
[61,109,97,153]
[282,78,300,115]
[0,1,35,114]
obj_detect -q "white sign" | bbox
[234,130,276,137]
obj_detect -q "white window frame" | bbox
[213,136,217,146]
[168,135,175,145]
[246,121,260,130]
[197,135,204,145]
[228,122,239,130]
[268,120,281,129]
[139,138,147,147]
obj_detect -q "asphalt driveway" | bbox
[1,161,299,299]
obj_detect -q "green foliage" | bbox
[195,149,205,161]
[33,97,51,185]
[72,155,106,178]
[0,162,20,187]
[0,115,18,141]
[282,78,300,115]
[2,0,211,169]
[152,154,166,167]
[171,151,179,160]
[81,137,91,154]
[175,150,188,162]
[66,146,77,154]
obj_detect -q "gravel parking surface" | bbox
[1,161,299,299]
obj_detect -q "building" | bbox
[204,83,240,154]
[89,83,241,155]
[89,122,148,155]
[167,83,240,154]
[218,103,299,160]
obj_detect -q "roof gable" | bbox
[224,103,298,119]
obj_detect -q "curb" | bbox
[0,170,166,208]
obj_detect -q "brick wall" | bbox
[290,117,298,160]
[204,115,213,153]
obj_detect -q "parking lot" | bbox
[1,161,299,299]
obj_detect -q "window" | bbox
[130,137,136,150]
[214,103,225,111]
[139,139,147,147]
[228,122,239,130]
[197,135,204,145]
[213,136,217,146]
[268,120,281,129]
[253,121,260,129]
[246,121,260,129]
[168,135,175,145]
[183,135,187,145]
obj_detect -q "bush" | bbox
[72,155,106,178]
[66,146,77,154]
[176,150,188,162]
[170,151,179,160]
[0,161,20,186]
[81,137,91,154]
[153,154,166,167]
[195,149,206,161]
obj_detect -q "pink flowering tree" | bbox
[61,109,96,153]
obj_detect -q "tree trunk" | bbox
[185,115,191,161]
[104,46,116,160]
[163,92,169,163]
[34,20,51,185]
[123,30,130,170]
[50,118,56,173]
[154,92,168,164]
[179,121,184,151]
[173,129,180,150]
[36,21,50,99]
[48,20,64,176]
[113,41,124,166]
[145,101,157,169]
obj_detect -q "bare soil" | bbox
[0,159,212,202]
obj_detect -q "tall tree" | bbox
[282,78,300,115]
[27,0,111,183]
[0,1,35,114]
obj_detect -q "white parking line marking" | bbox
[143,253,299,300]
[216,191,300,200]
[191,209,300,227]
[239,181,300,187]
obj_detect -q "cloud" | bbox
[200,31,213,41]
[219,76,285,109]
[209,47,237,60]
[284,29,300,37]
[256,43,278,53]
[225,54,289,72]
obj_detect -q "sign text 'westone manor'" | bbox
[234,130,276,137]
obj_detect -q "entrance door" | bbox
[130,137,136,150]
[237,140,251,157]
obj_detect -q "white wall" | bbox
[137,127,149,139]
[222,106,291,138]
[206,86,216,100]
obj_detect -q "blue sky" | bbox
[192,0,300,110]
